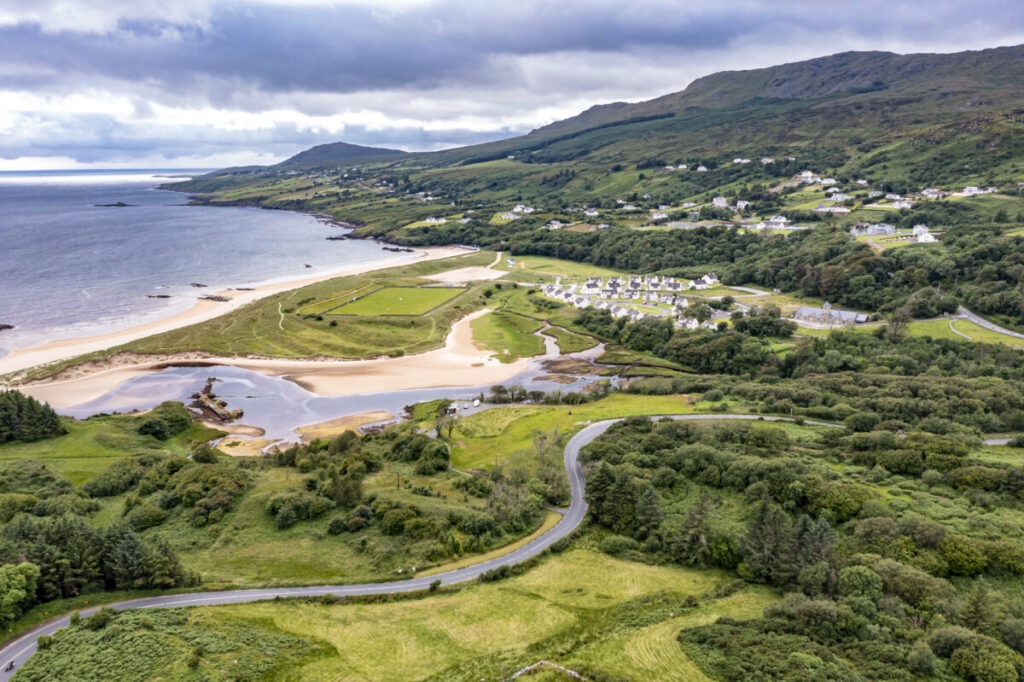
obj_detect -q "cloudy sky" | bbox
[2,0,1023,170]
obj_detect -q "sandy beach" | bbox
[0,246,469,378]
[18,308,534,410]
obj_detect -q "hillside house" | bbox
[713,196,729,209]
[794,302,869,327]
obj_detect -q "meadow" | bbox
[17,548,778,681]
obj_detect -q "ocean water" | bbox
[0,170,407,357]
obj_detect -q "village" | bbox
[541,273,727,330]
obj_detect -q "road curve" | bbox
[0,413,840,677]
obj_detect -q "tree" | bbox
[742,497,796,585]
[634,485,663,540]
[0,562,40,627]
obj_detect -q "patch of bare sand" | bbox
[217,437,276,457]
[203,422,266,438]
[423,266,506,284]
[295,410,393,441]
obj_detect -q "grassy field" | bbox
[451,394,697,471]
[64,549,773,682]
[26,251,497,370]
[952,319,1024,348]
[333,286,464,316]
[498,255,628,281]
[543,326,599,353]
[906,317,1024,348]
[470,310,545,362]
[0,416,220,486]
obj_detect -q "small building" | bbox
[793,302,869,327]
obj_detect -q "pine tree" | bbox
[586,462,616,525]
[743,496,796,585]
[634,485,663,540]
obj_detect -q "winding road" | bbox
[0,412,1005,677]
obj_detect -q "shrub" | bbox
[906,639,936,676]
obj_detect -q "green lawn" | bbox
[333,286,464,316]
[471,310,545,363]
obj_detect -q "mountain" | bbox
[414,45,1024,176]
[278,141,408,167]
[177,44,1024,222]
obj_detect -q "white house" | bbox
[892,200,914,209]
[768,215,790,226]
[912,224,930,237]
[696,165,708,172]
[917,233,938,243]
[713,196,729,209]
[736,200,751,211]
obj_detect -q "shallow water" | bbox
[61,357,606,443]
[0,170,406,356]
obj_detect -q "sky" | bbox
[1,0,1023,170]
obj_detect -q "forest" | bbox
[582,417,1024,681]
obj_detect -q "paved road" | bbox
[0,413,949,677]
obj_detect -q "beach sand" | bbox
[19,308,533,409]
[0,245,469,378]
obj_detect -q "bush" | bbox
[906,639,936,676]
[125,502,169,531]
[929,626,978,657]
[949,637,1019,682]
[137,418,171,440]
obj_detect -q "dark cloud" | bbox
[1,0,1023,166]
[3,0,1018,99]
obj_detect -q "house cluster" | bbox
[750,215,791,230]
[712,197,752,212]
[793,302,870,328]
[849,222,937,243]
[958,186,999,196]
[540,273,721,329]
[423,216,447,224]
[850,222,896,237]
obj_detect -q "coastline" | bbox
[0,245,469,378]
[18,309,533,409]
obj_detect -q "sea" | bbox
[0,169,408,358]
